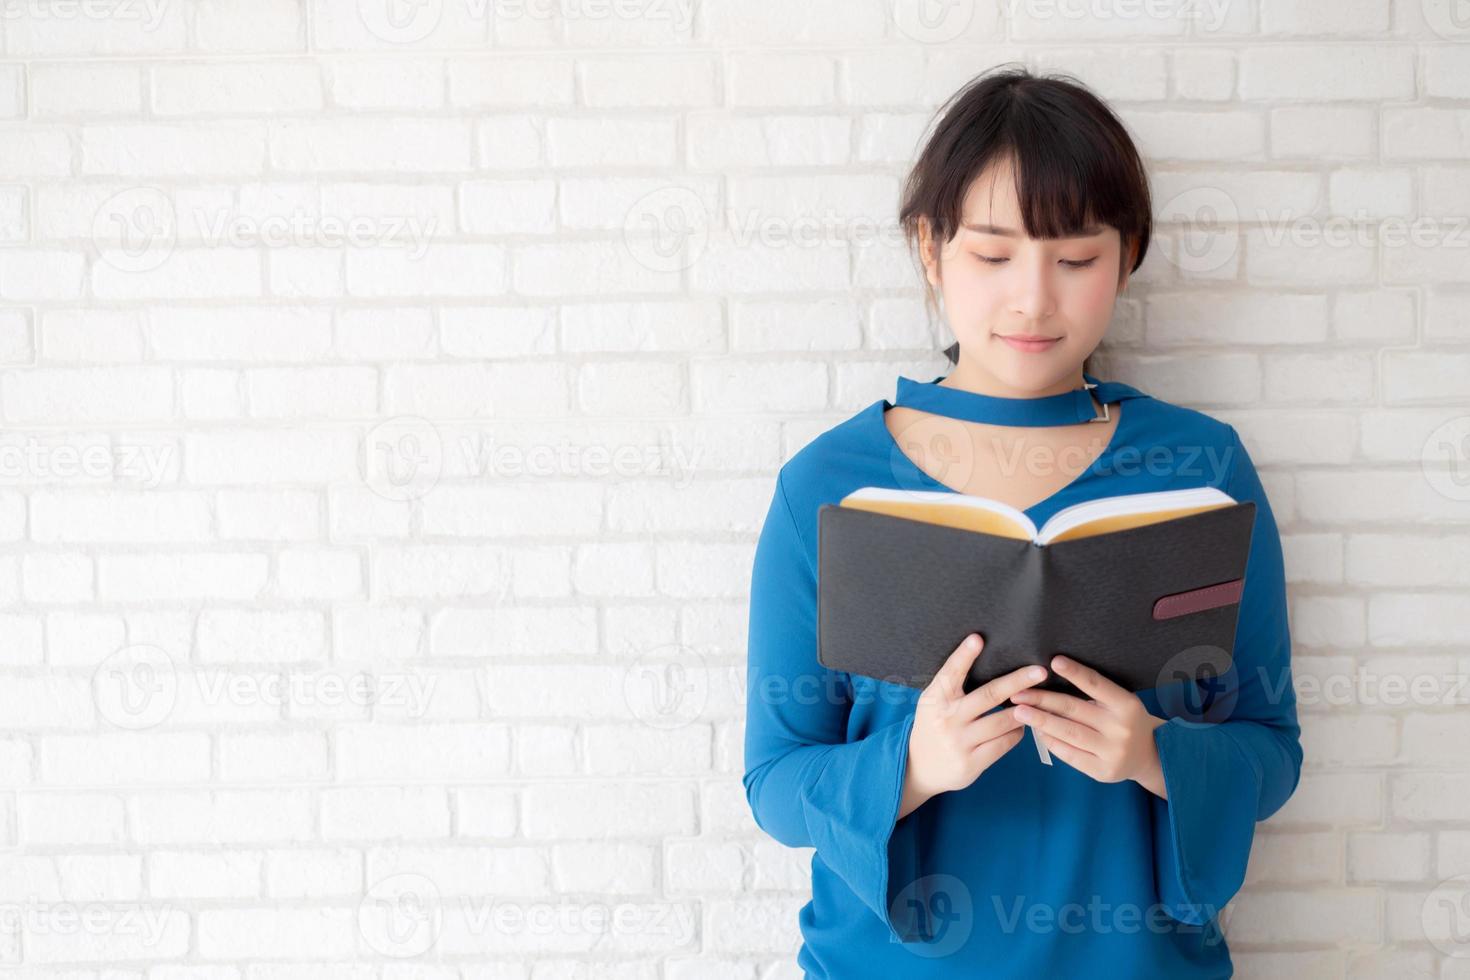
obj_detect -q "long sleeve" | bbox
[742,472,930,943]
[1148,424,1305,925]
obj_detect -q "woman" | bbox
[742,66,1303,978]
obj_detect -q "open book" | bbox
[817,484,1257,765]
[837,485,1238,546]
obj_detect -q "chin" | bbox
[989,353,1085,390]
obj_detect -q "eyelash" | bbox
[974,255,1098,269]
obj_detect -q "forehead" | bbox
[958,157,1111,241]
[959,156,1023,223]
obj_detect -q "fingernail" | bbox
[1029,666,1045,681]
[1053,655,1069,670]
[967,634,980,649]
[1015,706,1034,722]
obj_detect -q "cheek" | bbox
[941,260,1004,310]
[1065,266,1120,313]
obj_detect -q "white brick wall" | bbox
[0,1,1465,976]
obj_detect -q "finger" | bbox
[1036,732,1104,778]
[1009,689,1109,728]
[927,633,985,703]
[959,705,1023,747]
[1051,655,1127,708]
[968,726,1025,772]
[956,662,1049,719]
[1013,705,1106,754]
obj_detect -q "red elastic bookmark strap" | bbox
[1152,578,1245,621]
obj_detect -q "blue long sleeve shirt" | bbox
[742,372,1304,978]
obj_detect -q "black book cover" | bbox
[816,499,1256,698]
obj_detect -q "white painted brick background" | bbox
[0,0,1465,976]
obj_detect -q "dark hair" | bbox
[898,64,1152,376]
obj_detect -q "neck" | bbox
[940,358,1088,399]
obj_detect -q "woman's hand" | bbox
[898,632,1050,820]
[1009,654,1170,800]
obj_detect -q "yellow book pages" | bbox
[1043,502,1232,543]
[840,497,1034,541]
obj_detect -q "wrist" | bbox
[898,770,934,820]
[1132,716,1169,800]
[1133,764,1167,800]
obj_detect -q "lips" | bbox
[996,333,1062,352]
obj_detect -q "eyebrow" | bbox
[962,222,1107,239]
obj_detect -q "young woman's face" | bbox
[921,156,1131,392]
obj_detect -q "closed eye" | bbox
[973,255,1099,269]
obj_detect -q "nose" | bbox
[1009,254,1058,323]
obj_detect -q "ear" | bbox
[1117,235,1139,292]
[918,217,943,289]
